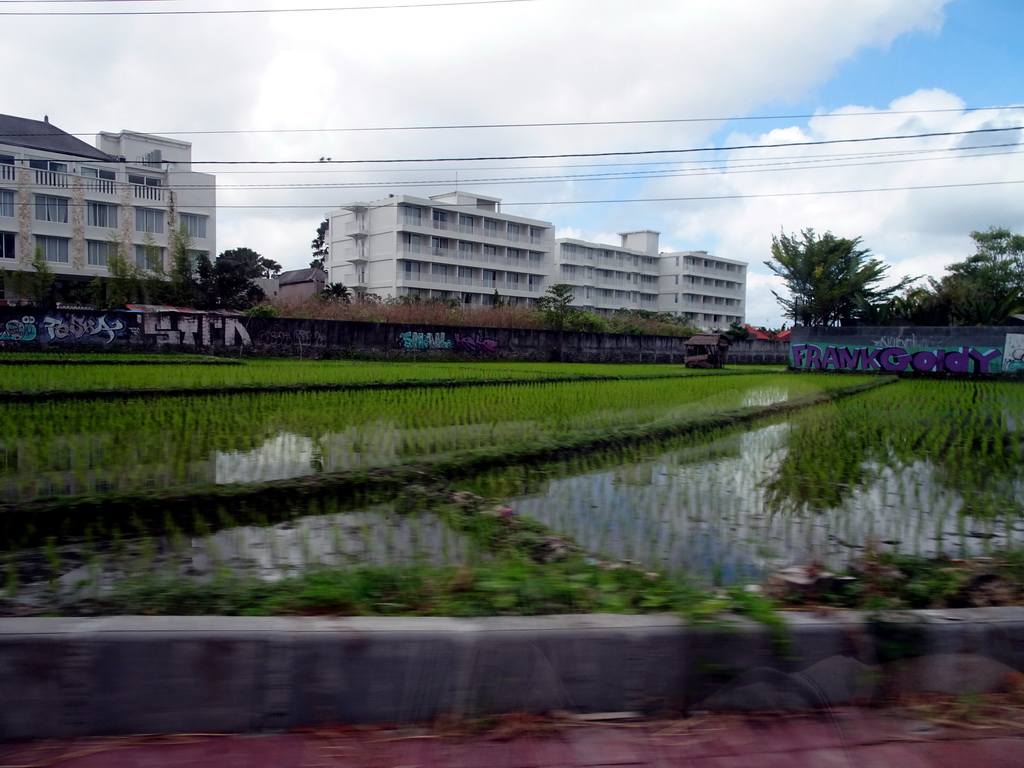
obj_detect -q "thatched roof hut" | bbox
[684,333,730,368]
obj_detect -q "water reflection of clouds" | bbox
[215,432,320,484]
[509,421,1021,586]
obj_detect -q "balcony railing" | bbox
[83,178,118,195]
[35,170,69,188]
[400,243,546,268]
[344,219,367,235]
[403,214,551,246]
[0,164,14,182]
[134,184,164,202]
[398,272,541,292]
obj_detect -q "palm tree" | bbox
[320,282,351,303]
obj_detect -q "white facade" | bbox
[660,250,747,327]
[0,115,215,298]
[327,191,746,327]
[327,192,553,306]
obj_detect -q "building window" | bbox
[0,189,12,217]
[483,244,497,256]
[81,166,116,193]
[81,166,115,181]
[507,223,520,238]
[135,208,164,234]
[404,205,422,223]
[430,236,448,252]
[528,274,542,287]
[432,209,448,227]
[30,159,68,173]
[187,250,209,269]
[128,174,162,188]
[483,219,499,234]
[180,213,207,239]
[86,240,118,267]
[458,213,474,228]
[458,241,474,253]
[482,269,496,282]
[403,260,421,274]
[506,272,520,284]
[458,266,473,278]
[36,235,69,263]
[431,263,448,276]
[0,231,14,259]
[507,248,520,259]
[134,244,163,271]
[35,195,69,223]
[86,202,118,228]
[529,251,542,262]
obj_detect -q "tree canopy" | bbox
[765,229,913,326]
[871,227,1024,326]
[310,218,329,271]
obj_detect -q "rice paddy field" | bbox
[1,353,1021,614]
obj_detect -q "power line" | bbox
[8,104,1023,139]
[0,0,542,15]
[159,144,1024,190]
[175,125,1023,165]
[92,178,1016,210]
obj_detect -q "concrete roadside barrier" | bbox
[2,608,1023,739]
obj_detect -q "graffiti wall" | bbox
[0,307,714,362]
[789,327,1024,375]
[0,309,251,348]
[395,330,500,354]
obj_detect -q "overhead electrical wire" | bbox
[155,178,1024,210]
[162,144,1023,191]
[5,105,1022,141]
[71,125,1018,166]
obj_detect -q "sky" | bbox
[4,0,1023,327]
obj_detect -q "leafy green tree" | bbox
[765,229,913,326]
[537,283,580,361]
[536,283,578,330]
[11,247,57,306]
[210,247,266,309]
[723,320,751,341]
[311,218,329,271]
[928,227,1024,324]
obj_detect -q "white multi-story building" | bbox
[0,113,215,300]
[660,250,747,327]
[326,191,553,306]
[327,191,746,327]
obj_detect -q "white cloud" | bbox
[10,0,1008,328]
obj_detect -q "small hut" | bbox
[684,333,730,368]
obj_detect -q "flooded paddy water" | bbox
[2,370,1022,602]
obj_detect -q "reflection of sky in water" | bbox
[215,432,321,484]
[508,423,1024,586]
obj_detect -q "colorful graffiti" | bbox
[791,343,1003,373]
[43,314,126,344]
[0,316,37,342]
[1004,334,1024,373]
[398,331,453,350]
[454,332,499,354]
[0,310,254,348]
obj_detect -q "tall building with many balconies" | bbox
[326,191,553,306]
[660,250,747,327]
[327,191,746,328]
[0,113,215,301]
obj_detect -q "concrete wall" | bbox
[791,326,1024,374]
[0,307,789,364]
[2,610,1022,738]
